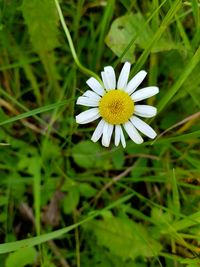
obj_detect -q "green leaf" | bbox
[63,186,80,214]
[81,242,144,267]
[5,247,37,267]
[41,139,61,162]
[111,149,124,169]
[151,207,172,227]
[72,141,110,169]
[0,194,133,254]
[131,158,148,178]
[180,257,200,267]
[41,179,58,206]
[157,45,200,114]
[105,14,136,62]
[79,183,97,198]
[21,0,59,81]
[21,0,59,52]
[86,214,162,261]
[105,13,176,62]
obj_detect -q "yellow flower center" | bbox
[99,90,134,124]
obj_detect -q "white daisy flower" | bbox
[76,62,159,148]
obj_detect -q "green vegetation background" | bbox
[0,0,200,266]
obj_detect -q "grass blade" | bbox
[0,100,68,126]
[157,45,200,114]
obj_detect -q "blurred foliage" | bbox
[0,0,200,267]
[105,12,176,62]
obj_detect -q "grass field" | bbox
[0,0,200,266]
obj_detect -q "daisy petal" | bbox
[130,116,157,139]
[126,70,147,95]
[115,125,121,146]
[102,122,113,147]
[91,119,105,142]
[76,108,100,124]
[86,77,105,96]
[83,90,101,101]
[101,71,110,91]
[120,127,126,148]
[131,86,159,102]
[104,66,116,89]
[107,124,114,146]
[117,62,131,90]
[123,121,143,144]
[76,96,99,107]
[134,105,157,118]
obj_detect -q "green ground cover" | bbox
[0,0,200,266]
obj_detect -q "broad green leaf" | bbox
[21,0,59,81]
[131,158,148,178]
[0,194,133,254]
[63,186,80,214]
[105,14,136,62]
[79,183,97,198]
[181,258,200,267]
[72,141,110,169]
[81,242,145,267]
[7,174,26,202]
[5,247,37,267]
[86,214,162,261]
[160,111,182,130]
[105,13,176,62]
[42,261,56,267]
[111,149,124,169]
[151,207,172,227]
[125,143,149,154]
[21,0,59,52]
[41,139,61,162]
[41,179,59,206]
[0,196,8,206]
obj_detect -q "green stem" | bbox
[54,0,102,83]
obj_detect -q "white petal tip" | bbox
[124,61,131,67]
[86,77,105,96]
[102,143,109,148]
[125,70,147,95]
[86,77,93,85]
[104,66,112,71]
[117,62,131,90]
[76,116,84,124]
[75,116,80,123]
[153,107,157,116]
[76,97,82,105]
[141,70,147,75]
[149,132,157,139]
[136,139,144,144]
[152,86,159,94]
[134,105,157,118]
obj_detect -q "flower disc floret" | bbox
[99,90,134,124]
